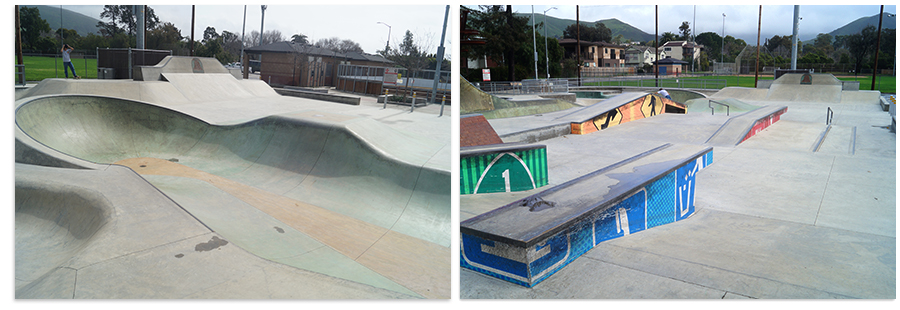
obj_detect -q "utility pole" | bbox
[190,5,195,56]
[871,5,884,91]
[576,5,581,85]
[532,5,538,80]
[431,5,449,106]
[655,5,659,85]
[135,5,144,49]
[260,5,267,46]
[242,5,248,79]
[755,6,762,88]
[544,7,556,79]
[791,5,799,70]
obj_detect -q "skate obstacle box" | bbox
[460,143,713,287]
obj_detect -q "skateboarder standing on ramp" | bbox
[61,44,80,79]
[658,88,671,100]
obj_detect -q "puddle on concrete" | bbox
[195,236,228,252]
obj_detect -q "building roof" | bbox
[245,41,393,64]
[654,57,690,65]
[557,38,625,48]
[626,46,664,54]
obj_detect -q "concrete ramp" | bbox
[766,84,843,103]
[710,87,769,101]
[559,92,685,135]
[162,73,279,102]
[15,94,449,298]
[134,55,232,81]
[705,105,788,146]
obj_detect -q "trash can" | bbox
[97,67,115,79]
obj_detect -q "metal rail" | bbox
[827,107,834,125]
[709,99,730,116]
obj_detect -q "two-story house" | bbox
[558,38,626,68]
[660,40,703,61]
[624,46,667,67]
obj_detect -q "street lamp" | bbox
[721,13,725,64]
[544,7,557,79]
[377,22,391,55]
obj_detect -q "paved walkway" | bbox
[461,86,895,299]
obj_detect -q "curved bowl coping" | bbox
[14,94,450,247]
[15,173,114,289]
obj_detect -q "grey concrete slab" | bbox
[461,74,895,299]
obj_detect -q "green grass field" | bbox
[15,55,98,82]
[585,74,896,94]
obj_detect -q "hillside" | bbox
[515,10,894,45]
[21,5,101,37]
[828,12,896,37]
[518,13,655,43]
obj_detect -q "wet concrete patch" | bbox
[195,236,228,252]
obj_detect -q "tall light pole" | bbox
[532,5,538,80]
[377,22,391,55]
[721,13,726,64]
[260,5,267,46]
[544,7,557,79]
[791,5,800,69]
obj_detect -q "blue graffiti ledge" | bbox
[461,143,714,287]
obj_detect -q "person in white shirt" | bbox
[61,44,80,79]
[657,88,671,100]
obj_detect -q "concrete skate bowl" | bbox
[460,76,577,118]
[15,94,450,298]
[666,89,707,103]
[15,179,112,288]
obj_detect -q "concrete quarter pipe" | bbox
[14,56,449,299]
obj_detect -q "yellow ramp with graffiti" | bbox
[569,93,685,135]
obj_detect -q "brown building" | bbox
[245,41,393,87]
[558,38,626,68]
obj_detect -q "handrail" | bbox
[709,99,730,116]
[15,64,25,86]
[827,107,833,125]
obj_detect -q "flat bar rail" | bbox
[709,99,730,116]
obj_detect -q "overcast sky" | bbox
[512,4,896,43]
[57,3,452,56]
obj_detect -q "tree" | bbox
[203,26,219,42]
[387,30,434,74]
[56,28,80,45]
[248,29,285,46]
[18,6,51,50]
[659,32,678,46]
[466,5,530,81]
[399,30,421,57]
[291,34,308,44]
[146,22,184,51]
[563,21,611,42]
[98,5,161,36]
[846,25,877,73]
[678,21,691,41]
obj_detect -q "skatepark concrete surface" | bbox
[14,56,450,299]
[461,73,895,299]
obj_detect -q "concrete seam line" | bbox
[813,156,837,227]
[590,242,856,298]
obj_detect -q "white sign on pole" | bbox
[384,68,399,85]
[482,69,491,81]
